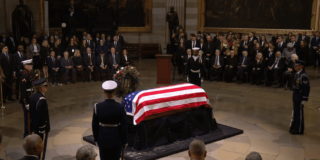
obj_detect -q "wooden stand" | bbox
[156,54,172,84]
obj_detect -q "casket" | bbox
[122,83,218,150]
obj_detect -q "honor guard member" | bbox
[92,80,128,160]
[19,59,34,138]
[29,78,50,160]
[187,47,203,86]
[289,60,310,135]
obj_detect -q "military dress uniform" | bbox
[187,48,203,87]
[92,80,128,160]
[290,60,310,134]
[29,78,50,160]
[19,59,34,138]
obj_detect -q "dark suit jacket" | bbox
[311,37,320,49]
[60,57,74,68]
[275,42,286,53]
[240,41,252,54]
[86,40,95,52]
[19,155,39,160]
[96,55,108,68]
[203,41,215,57]
[210,55,224,67]
[187,40,200,50]
[297,36,310,45]
[13,52,27,72]
[271,36,278,45]
[6,37,17,50]
[47,57,60,69]
[0,53,15,78]
[108,53,120,69]
[39,36,49,44]
[110,41,122,54]
[117,35,125,45]
[267,57,285,70]
[238,56,252,68]
[96,45,108,56]
[83,53,96,68]
[120,54,131,67]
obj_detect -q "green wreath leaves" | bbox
[114,66,140,98]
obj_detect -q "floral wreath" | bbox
[114,66,140,98]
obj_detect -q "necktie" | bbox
[11,37,15,47]
[279,43,281,48]
[113,54,116,64]
[269,52,272,57]
[193,41,195,48]
[208,43,210,48]
[88,40,90,46]
[214,56,218,66]
[89,55,92,66]
[53,58,55,65]
[5,53,9,61]
[242,57,246,65]
[115,42,117,48]
[273,59,279,68]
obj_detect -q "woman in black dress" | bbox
[40,40,51,79]
[297,40,309,62]
[79,39,88,57]
[54,39,64,59]
[176,38,186,75]
[48,35,55,50]
[224,50,237,83]
[251,52,265,85]
[66,38,78,58]
[73,49,85,82]
[283,54,298,91]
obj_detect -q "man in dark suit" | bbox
[275,36,286,53]
[237,51,252,84]
[196,31,205,42]
[86,34,95,53]
[14,45,27,99]
[29,78,50,160]
[96,51,108,81]
[82,31,87,41]
[92,80,128,160]
[120,50,131,67]
[115,30,124,46]
[310,31,320,68]
[110,36,122,54]
[271,33,279,46]
[240,35,252,56]
[47,51,60,85]
[0,46,15,102]
[94,33,100,46]
[290,35,298,50]
[199,38,205,51]
[248,32,258,45]
[19,134,44,160]
[53,30,61,40]
[108,47,120,75]
[187,34,200,51]
[60,51,75,84]
[203,35,215,78]
[264,51,285,86]
[263,45,275,66]
[83,47,97,82]
[209,50,224,81]
[297,31,310,45]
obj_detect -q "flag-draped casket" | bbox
[122,83,217,150]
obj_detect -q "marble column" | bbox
[165,0,186,45]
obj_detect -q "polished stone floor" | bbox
[1,59,320,160]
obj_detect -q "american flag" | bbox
[122,83,211,125]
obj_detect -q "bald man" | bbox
[20,134,44,160]
[188,139,207,160]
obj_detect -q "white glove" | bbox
[201,79,204,83]
[301,101,306,105]
[39,130,45,134]
[186,77,189,82]
[25,104,29,111]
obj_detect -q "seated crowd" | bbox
[175,30,319,90]
[0,30,131,102]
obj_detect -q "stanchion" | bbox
[0,67,5,109]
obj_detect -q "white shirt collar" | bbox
[297,69,303,75]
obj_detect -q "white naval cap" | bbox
[21,59,33,65]
[192,47,200,51]
[102,80,118,91]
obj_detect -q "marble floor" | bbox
[1,59,320,160]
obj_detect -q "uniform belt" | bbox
[190,69,200,73]
[99,123,120,127]
[26,88,33,91]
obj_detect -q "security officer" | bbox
[19,59,34,138]
[187,47,204,87]
[289,60,310,135]
[92,80,128,160]
[29,78,50,160]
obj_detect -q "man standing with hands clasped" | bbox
[187,47,203,87]
[289,60,310,135]
[92,80,128,160]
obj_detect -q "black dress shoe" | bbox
[290,130,303,135]
[8,98,15,101]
